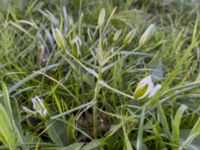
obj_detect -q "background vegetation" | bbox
[0,0,200,149]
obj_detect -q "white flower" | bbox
[23,96,48,118]
[32,96,48,118]
[134,75,161,100]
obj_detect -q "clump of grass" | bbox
[0,0,200,149]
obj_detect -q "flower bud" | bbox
[98,8,106,27]
[123,29,136,44]
[113,29,122,42]
[52,28,65,49]
[139,24,155,46]
[72,36,82,57]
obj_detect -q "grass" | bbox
[0,0,200,149]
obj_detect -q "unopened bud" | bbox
[52,28,65,49]
[139,24,155,46]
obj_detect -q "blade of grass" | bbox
[172,104,187,145]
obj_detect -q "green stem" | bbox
[93,65,102,138]
[93,26,104,138]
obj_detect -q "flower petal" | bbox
[149,84,162,98]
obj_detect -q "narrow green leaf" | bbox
[51,101,95,119]
[60,143,84,150]
[123,122,133,150]
[9,63,59,93]
[1,82,24,145]
[81,140,101,150]
[66,116,76,144]
[172,104,187,145]
[192,18,198,42]
[179,118,200,150]
[45,120,64,146]
[11,98,23,137]
[0,104,16,149]
[157,101,171,139]
[124,132,133,150]
[1,82,14,123]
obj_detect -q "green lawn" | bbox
[0,0,200,149]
